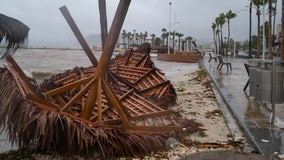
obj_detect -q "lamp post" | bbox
[233,9,247,59]
[168,2,172,54]
[262,0,266,60]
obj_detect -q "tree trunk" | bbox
[226,21,230,55]
[220,26,224,55]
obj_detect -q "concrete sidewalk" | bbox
[201,54,284,159]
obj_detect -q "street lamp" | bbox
[233,9,247,59]
[262,0,266,60]
[168,2,172,54]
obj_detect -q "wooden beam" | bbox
[98,0,108,49]
[44,76,93,97]
[59,6,98,66]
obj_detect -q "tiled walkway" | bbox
[201,54,284,159]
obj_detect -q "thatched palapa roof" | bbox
[0,13,29,59]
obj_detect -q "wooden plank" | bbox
[59,6,98,66]
[60,77,97,112]
[44,76,93,97]
[102,79,130,127]
[129,110,174,121]
[128,125,182,133]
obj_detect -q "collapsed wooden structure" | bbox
[0,0,204,158]
[0,47,191,158]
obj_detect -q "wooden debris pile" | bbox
[0,1,203,158]
[0,50,203,158]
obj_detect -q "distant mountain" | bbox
[85,34,102,49]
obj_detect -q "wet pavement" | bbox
[201,54,284,159]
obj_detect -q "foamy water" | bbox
[0,48,199,152]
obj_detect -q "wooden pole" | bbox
[80,0,131,120]
[99,0,108,49]
[60,6,98,66]
[281,0,284,60]
[95,0,131,77]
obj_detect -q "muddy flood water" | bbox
[0,48,199,152]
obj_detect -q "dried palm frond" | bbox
[0,67,168,158]
[0,14,29,59]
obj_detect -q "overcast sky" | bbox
[1,0,282,46]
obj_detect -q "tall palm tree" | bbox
[252,0,268,58]
[211,23,218,53]
[181,39,186,50]
[170,31,176,53]
[185,36,193,50]
[249,1,252,58]
[175,32,184,51]
[161,28,167,46]
[143,31,148,44]
[225,10,236,55]
[215,16,225,54]
[121,29,127,49]
[267,0,277,58]
[135,32,139,45]
[138,32,142,45]
[126,32,132,48]
[150,34,156,46]
[218,13,226,55]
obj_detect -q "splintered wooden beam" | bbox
[99,0,108,48]
[60,6,98,67]
[94,0,131,77]
[6,55,44,99]
[81,0,131,122]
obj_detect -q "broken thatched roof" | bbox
[0,13,29,59]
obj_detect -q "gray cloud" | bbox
[1,0,282,46]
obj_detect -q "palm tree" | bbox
[121,30,127,48]
[138,32,142,45]
[225,10,236,55]
[252,0,268,58]
[170,31,176,53]
[218,13,226,55]
[181,39,186,50]
[215,16,224,54]
[267,0,277,58]
[144,31,148,43]
[211,23,218,53]
[135,32,139,45]
[161,28,167,46]
[0,14,29,59]
[176,32,184,51]
[249,1,252,58]
[150,34,156,46]
[185,36,193,50]
[126,32,132,48]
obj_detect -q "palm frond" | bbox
[0,67,168,158]
[0,14,29,59]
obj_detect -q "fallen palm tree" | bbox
[0,1,204,159]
